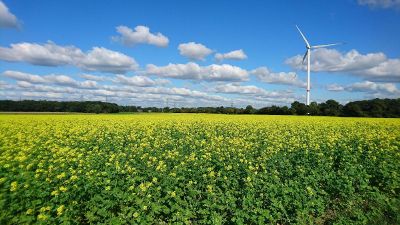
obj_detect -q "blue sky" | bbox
[1,0,399,107]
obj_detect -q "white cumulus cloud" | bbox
[348,81,399,94]
[146,62,249,82]
[251,67,306,87]
[326,83,345,92]
[0,41,138,73]
[77,47,138,73]
[0,41,82,66]
[214,83,293,98]
[215,49,247,61]
[2,70,98,89]
[285,48,400,82]
[114,75,169,87]
[80,74,107,81]
[2,74,233,106]
[178,42,213,61]
[0,1,19,28]
[327,81,400,96]
[214,83,295,103]
[112,25,169,47]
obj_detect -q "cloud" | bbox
[114,75,169,87]
[327,81,400,95]
[1,77,299,107]
[214,83,295,103]
[3,77,229,106]
[0,41,138,73]
[251,67,306,87]
[80,74,107,81]
[0,41,82,66]
[178,42,213,61]
[347,81,399,94]
[21,91,64,99]
[3,70,47,83]
[112,25,169,47]
[360,59,400,81]
[0,80,12,89]
[326,83,345,91]
[80,80,98,89]
[4,70,172,90]
[215,83,292,97]
[16,81,77,94]
[146,62,249,82]
[285,48,400,82]
[2,70,98,89]
[77,47,138,73]
[0,1,19,28]
[358,0,400,9]
[215,49,247,61]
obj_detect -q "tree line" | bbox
[0,98,399,117]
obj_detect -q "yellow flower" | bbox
[209,171,215,177]
[105,186,111,191]
[59,186,68,192]
[51,190,59,196]
[246,176,252,182]
[57,205,65,216]
[40,206,51,212]
[170,191,176,197]
[10,181,18,192]
[56,172,66,179]
[133,212,139,218]
[306,186,314,195]
[26,209,33,215]
[0,177,6,184]
[37,213,48,221]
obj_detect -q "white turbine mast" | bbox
[295,25,342,105]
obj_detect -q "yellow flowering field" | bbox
[0,114,399,224]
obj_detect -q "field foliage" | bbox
[0,114,399,224]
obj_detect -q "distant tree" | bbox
[162,107,170,113]
[1,99,400,117]
[308,102,320,115]
[368,99,385,117]
[244,105,255,114]
[86,104,102,114]
[319,99,342,116]
[385,98,400,117]
[342,102,364,117]
[280,106,291,115]
[291,101,308,115]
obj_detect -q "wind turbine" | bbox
[295,25,342,105]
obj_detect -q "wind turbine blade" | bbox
[311,42,344,49]
[295,25,310,48]
[302,50,308,64]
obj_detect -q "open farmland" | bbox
[0,114,399,224]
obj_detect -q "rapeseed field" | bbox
[0,114,399,224]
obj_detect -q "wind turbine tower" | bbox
[295,25,342,105]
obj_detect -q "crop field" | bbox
[0,114,399,224]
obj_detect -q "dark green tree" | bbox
[244,105,255,114]
[291,101,308,115]
[308,102,320,115]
